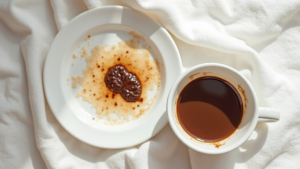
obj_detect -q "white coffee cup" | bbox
[167,63,280,154]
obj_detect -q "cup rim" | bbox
[167,63,259,154]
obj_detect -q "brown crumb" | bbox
[72,54,78,59]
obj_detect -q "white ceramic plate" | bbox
[43,6,182,148]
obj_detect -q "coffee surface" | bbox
[177,76,243,142]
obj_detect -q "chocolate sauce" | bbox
[177,76,243,142]
[105,65,141,102]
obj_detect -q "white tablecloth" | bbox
[1,0,300,168]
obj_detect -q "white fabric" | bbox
[0,0,300,168]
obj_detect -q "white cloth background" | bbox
[1,0,300,168]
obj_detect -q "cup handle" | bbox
[258,107,280,123]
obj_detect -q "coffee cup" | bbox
[167,63,280,154]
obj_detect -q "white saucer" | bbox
[43,6,182,148]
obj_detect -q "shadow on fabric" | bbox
[188,123,268,169]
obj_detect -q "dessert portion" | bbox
[71,34,161,125]
[105,65,142,102]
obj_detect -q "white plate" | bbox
[43,6,182,149]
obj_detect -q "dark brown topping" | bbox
[105,65,141,102]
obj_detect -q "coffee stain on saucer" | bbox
[71,33,161,125]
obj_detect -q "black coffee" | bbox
[176,76,243,142]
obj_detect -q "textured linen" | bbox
[0,0,300,168]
